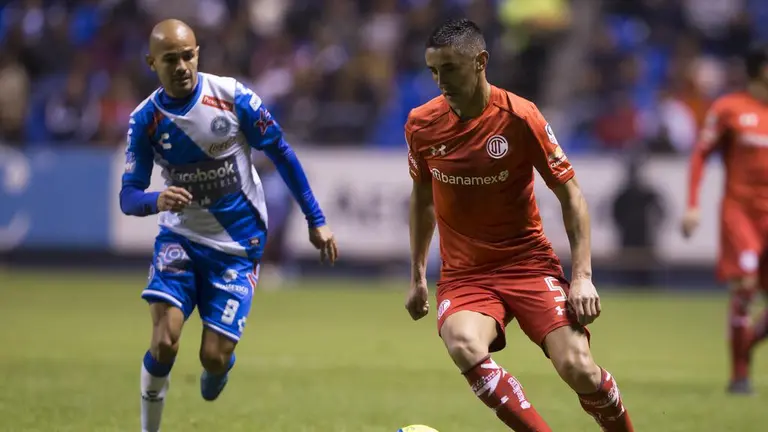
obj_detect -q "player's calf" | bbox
[199,328,238,401]
[142,303,185,432]
[441,311,551,431]
[544,326,634,432]
[728,277,757,392]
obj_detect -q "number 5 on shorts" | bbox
[544,277,567,303]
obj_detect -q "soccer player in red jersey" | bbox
[683,43,768,394]
[404,19,634,431]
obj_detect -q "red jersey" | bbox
[405,86,575,281]
[688,92,768,213]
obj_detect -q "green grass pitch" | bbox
[1,270,766,431]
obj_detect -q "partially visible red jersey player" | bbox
[404,18,633,431]
[682,43,768,395]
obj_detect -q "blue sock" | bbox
[143,350,174,377]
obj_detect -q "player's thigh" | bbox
[143,232,198,347]
[542,323,595,381]
[436,281,508,355]
[719,204,762,287]
[195,250,258,344]
[498,276,589,355]
[149,302,186,355]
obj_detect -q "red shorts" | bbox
[718,202,768,286]
[435,274,589,354]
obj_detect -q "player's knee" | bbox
[199,344,233,374]
[152,335,179,363]
[441,327,489,370]
[551,343,600,391]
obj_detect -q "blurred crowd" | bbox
[0,0,766,153]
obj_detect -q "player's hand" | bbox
[681,208,700,239]
[157,186,193,212]
[568,277,601,326]
[405,279,429,320]
[309,224,338,265]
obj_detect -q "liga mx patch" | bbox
[545,123,559,145]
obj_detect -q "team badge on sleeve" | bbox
[255,108,275,135]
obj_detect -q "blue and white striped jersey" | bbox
[121,72,324,260]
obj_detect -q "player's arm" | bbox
[410,181,435,281]
[524,108,599,325]
[119,114,191,216]
[682,101,729,238]
[405,124,434,320]
[552,179,592,282]
[234,82,337,262]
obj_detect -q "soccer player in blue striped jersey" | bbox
[121,19,338,432]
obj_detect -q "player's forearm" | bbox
[120,185,160,217]
[560,190,592,280]
[409,187,436,281]
[686,148,707,210]
[264,139,326,227]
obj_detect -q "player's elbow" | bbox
[554,179,586,210]
[119,188,132,216]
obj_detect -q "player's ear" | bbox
[146,55,156,71]
[476,51,489,72]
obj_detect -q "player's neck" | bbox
[747,81,768,105]
[454,80,491,120]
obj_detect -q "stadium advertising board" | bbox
[0,146,725,266]
[0,146,111,251]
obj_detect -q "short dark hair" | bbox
[746,43,768,79]
[426,18,486,56]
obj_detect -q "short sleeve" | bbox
[405,116,430,184]
[696,99,731,155]
[523,106,574,189]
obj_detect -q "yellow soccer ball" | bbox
[397,426,439,432]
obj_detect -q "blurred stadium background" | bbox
[1,0,768,431]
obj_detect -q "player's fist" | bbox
[309,224,338,265]
[568,277,601,326]
[681,208,700,239]
[158,186,193,212]
[405,279,429,321]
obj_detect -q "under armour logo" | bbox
[430,145,447,156]
[555,305,565,316]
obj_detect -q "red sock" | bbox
[463,356,551,431]
[729,290,755,381]
[578,368,634,432]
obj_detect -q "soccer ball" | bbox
[397,426,439,432]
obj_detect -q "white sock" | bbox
[141,364,170,432]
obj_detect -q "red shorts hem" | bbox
[435,274,585,355]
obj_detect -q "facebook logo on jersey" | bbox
[169,156,241,207]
